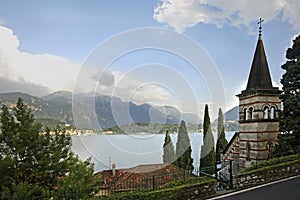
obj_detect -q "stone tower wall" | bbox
[238,92,281,169]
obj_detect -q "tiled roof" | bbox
[97,163,185,191]
[121,163,170,174]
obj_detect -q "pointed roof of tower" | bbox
[246,34,273,90]
[237,18,280,98]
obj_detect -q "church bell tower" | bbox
[236,19,281,169]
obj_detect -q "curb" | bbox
[207,175,300,199]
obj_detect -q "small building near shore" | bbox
[95,163,191,195]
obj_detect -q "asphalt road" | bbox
[212,176,300,200]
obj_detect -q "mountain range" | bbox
[0,91,205,130]
[223,106,239,121]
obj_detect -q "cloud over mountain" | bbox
[0,76,50,97]
[0,25,172,106]
[0,25,81,95]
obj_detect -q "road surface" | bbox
[211,176,300,200]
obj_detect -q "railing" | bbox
[107,170,193,193]
[96,161,242,197]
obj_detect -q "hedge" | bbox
[242,154,300,173]
[95,177,216,200]
[239,158,300,176]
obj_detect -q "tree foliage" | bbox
[216,108,228,162]
[203,104,210,138]
[200,105,215,173]
[174,120,194,171]
[216,127,228,162]
[274,35,300,155]
[0,98,100,199]
[217,108,224,139]
[163,130,176,164]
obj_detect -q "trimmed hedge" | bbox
[240,159,300,176]
[242,154,300,173]
[236,156,300,189]
[160,176,213,188]
[95,177,216,200]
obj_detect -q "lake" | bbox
[71,132,235,173]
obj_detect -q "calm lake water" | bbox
[71,132,235,172]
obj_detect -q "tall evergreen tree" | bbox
[175,120,194,171]
[217,108,224,138]
[163,130,176,164]
[275,35,300,155]
[0,98,100,199]
[200,104,215,173]
[216,127,228,162]
[216,108,228,162]
[203,104,210,138]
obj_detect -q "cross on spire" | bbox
[258,18,264,37]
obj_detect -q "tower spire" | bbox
[258,18,264,38]
[245,18,273,91]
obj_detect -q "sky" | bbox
[0,0,299,120]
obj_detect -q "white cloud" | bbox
[154,0,300,33]
[93,71,171,104]
[92,70,115,86]
[0,25,81,94]
[0,25,172,105]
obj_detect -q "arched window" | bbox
[263,106,269,119]
[270,106,276,119]
[249,107,254,120]
[246,142,251,161]
[244,108,248,121]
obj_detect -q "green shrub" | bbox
[242,154,300,172]
[240,159,300,175]
[96,177,216,200]
[160,176,213,189]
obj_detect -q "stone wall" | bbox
[176,180,216,200]
[222,132,240,162]
[235,160,300,189]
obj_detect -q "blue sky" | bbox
[0,0,299,119]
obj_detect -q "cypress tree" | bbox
[163,130,176,164]
[203,104,210,138]
[217,108,224,138]
[200,104,215,173]
[216,108,228,162]
[275,35,300,155]
[175,120,194,171]
[216,127,228,162]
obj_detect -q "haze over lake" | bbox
[72,132,235,172]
